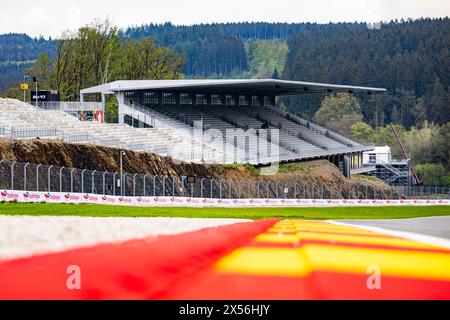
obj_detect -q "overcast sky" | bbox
[1,0,449,38]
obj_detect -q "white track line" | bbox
[327,220,450,250]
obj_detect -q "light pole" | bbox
[119,150,125,196]
[32,76,38,106]
[32,77,39,130]
[22,75,31,102]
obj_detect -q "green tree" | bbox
[314,93,363,135]
[351,122,375,143]
[415,163,450,186]
[26,53,52,89]
[117,38,184,80]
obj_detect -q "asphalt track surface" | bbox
[336,216,450,240]
[0,218,449,299]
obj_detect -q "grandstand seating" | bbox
[0,98,225,163]
[131,101,366,162]
[0,97,368,165]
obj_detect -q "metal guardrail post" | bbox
[162,176,167,197]
[256,181,261,198]
[237,180,241,199]
[275,182,280,199]
[24,162,29,191]
[180,176,186,197]
[36,164,42,191]
[48,165,53,191]
[210,178,214,199]
[70,168,76,193]
[284,182,289,199]
[123,173,128,196]
[59,167,64,192]
[113,173,118,196]
[133,173,137,197]
[102,171,107,195]
[81,169,87,194]
[11,161,16,190]
[200,178,205,198]
[91,170,96,194]
[172,176,176,197]
[143,175,148,197]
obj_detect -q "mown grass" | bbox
[0,203,449,220]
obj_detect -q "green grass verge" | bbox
[0,203,449,220]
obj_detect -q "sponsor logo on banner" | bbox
[83,194,99,202]
[23,192,40,201]
[101,195,115,204]
[44,192,61,201]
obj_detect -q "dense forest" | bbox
[283,18,450,129]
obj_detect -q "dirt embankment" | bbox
[0,138,393,198]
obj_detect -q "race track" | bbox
[0,218,449,299]
[335,216,450,240]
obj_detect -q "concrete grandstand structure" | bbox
[81,79,385,176]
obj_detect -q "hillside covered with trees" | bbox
[283,18,450,129]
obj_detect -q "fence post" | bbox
[162,176,167,196]
[257,181,261,198]
[133,173,137,197]
[238,180,241,199]
[143,174,148,197]
[180,176,185,197]
[284,182,289,199]
[48,165,53,192]
[36,164,42,191]
[171,176,175,197]
[59,167,64,192]
[123,173,128,196]
[210,179,214,199]
[229,179,232,199]
[153,176,157,197]
[113,173,118,196]
[11,161,16,190]
[91,170,96,194]
[219,179,223,199]
[200,178,205,198]
[81,169,86,194]
[24,162,30,191]
[70,168,76,193]
[103,171,107,195]
[266,182,270,199]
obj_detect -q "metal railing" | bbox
[0,159,411,200]
[31,101,103,112]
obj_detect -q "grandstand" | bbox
[1,79,385,177]
[81,79,385,176]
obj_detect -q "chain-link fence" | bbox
[1,160,447,200]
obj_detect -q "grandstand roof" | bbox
[80,79,386,96]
